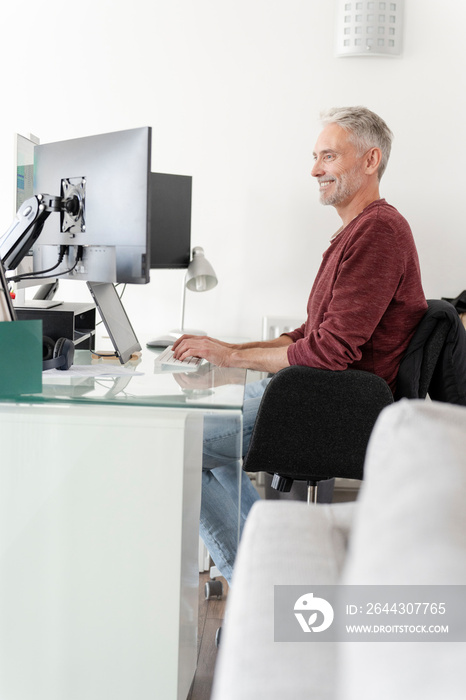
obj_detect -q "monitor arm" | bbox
[1,194,62,271]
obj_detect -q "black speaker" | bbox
[42,336,75,371]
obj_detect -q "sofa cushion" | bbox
[211,500,355,700]
[339,399,466,700]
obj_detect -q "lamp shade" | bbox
[185,246,218,292]
[145,245,218,347]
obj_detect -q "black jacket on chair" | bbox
[395,299,466,405]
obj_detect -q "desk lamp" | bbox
[147,246,218,347]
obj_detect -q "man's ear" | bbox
[365,147,382,175]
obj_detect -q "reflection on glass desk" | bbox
[13,347,247,409]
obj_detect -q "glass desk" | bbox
[0,347,247,700]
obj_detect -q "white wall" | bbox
[1,0,465,343]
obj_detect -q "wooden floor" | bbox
[187,572,228,700]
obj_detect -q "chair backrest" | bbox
[395,299,466,403]
[243,366,394,482]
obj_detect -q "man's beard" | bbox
[318,165,365,207]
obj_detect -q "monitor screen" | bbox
[33,127,152,285]
[14,133,58,291]
[149,172,191,269]
[16,133,37,210]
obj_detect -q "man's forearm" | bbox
[233,335,294,352]
[229,343,291,373]
[172,333,294,372]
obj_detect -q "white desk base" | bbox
[0,403,203,700]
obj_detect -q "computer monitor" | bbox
[16,133,37,210]
[32,127,152,285]
[4,134,194,287]
[0,134,45,287]
[13,133,57,292]
[149,172,192,270]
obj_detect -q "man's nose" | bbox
[311,158,323,177]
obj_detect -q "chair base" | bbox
[270,473,331,504]
[270,473,294,492]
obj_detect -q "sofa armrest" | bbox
[339,399,466,700]
[211,500,356,700]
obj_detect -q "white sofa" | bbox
[211,399,466,700]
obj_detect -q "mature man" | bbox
[173,106,427,583]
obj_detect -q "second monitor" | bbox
[149,172,192,271]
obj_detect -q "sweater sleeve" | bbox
[287,219,406,370]
[281,323,305,342]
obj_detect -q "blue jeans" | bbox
[200,378,270,584]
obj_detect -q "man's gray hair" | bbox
[320,106,393,181]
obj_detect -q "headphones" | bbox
[42,336,75,371]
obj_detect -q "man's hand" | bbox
[172,335,234,367]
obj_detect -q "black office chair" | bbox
[243,299,466,502]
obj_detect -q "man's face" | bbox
[311,123,366,208]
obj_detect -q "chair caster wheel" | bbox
[205,579,223,600]
[215,626,222,647]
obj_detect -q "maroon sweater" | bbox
[285,199,427,392]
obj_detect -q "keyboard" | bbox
[154,346,203,372]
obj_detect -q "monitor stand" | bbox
[87,282,141,364]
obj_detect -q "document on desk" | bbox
[43,365,144,377]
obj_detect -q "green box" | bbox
[0,320,42,396]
